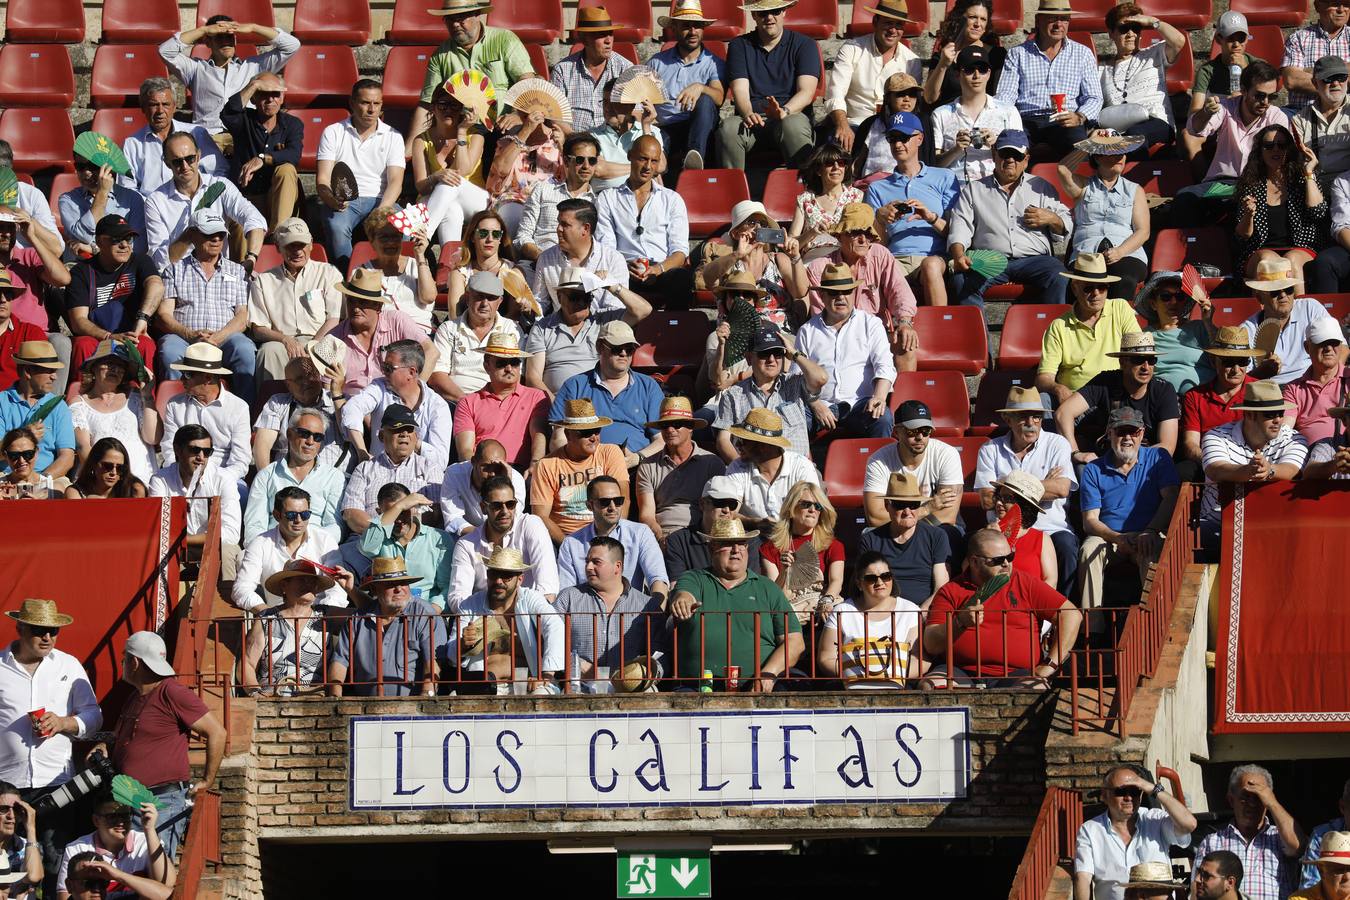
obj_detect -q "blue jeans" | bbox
[321,195,380,274]
[663,93,719,162]
[951,254,1069,307]
[150,781,194,863]
[158,332,258,404]
[1050,528,1080,599]
[833,399,894,439]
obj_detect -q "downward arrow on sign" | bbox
[671,858,699,889]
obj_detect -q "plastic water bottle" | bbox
[1229,64,1242,95]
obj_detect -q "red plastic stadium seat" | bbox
[568,42,640,64]
[632,311,712,376]
[823,437,893,507]
[0,45,75,109]
[46,173,79,236]
[281,46,359,109]
[1163,35,1195,94]
[947,435,987,509]
[578,0,652,42]
[154,381,185,418]
[889,371,970,437]
[99,0,180,43]
[1150,227,1232,276]
[679,169,751,238]
[297,109,350,172]
[997,303,1067,370]
[659,0,743,41]
[1207,297,1260,328]
[251,379,289,422]
[196,0,274,29]
[5,0,83,43]
[833,507,872,551]
[847,0,926,37]
[1226,0,1305,28]
[388,0,447,44]
[1210,25,1285,69]
[1030,162,1072,206]
[786,0,838,40]
[527,44,550,78]
[761,168,802,225]
[969,368,1037,436]
[254,244,328,272]
[90,109,147,148]
[488,0,563,45]
[1123,159,1193,198]
[913,306,988,375]
[1068,31,1098,55]
[815,44,826,99]
[292,0,372,45]
[1136,0,1210,29]
[1,109,75,175]
[1064,0,1123,33]
[90,45,169,109]
[1314,294,1350,321]
[383,46,437,108]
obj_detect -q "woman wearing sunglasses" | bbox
[788,144,863,263]
[0,427,65,500]
[444,209,530,321]
[64,437,145,500]
[760,482,845,627]
[411,76,492,247]
[1235,124,1327,294]
[68,340,158,484]
[989,471,1057,588]
[816,549,925,688]
[356,205,438,334]
[1094,4,1186,151]
[1133,271,1218,394]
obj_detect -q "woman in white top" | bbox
[68,340,158,483]
[788,144,863,262]
[360,205,438,333]
[1096,3,1187,152]
[817,550,925,688]
[932,44,1023,181]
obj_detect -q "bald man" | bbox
[594,134,695,310]
[438,438,528,536]
[223,71,304,230]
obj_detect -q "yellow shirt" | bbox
[1038,297,1142,391]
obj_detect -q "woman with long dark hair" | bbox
[64,437,145,499]
[789,144,863,262]
[923,0,1004,108]
[1235,124,1327,292]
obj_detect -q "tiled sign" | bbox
[349,707,970,810]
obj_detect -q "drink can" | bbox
[699,669,715,693]
[725,666,741,692]
[29,708,49,738]
[634,257,651,278]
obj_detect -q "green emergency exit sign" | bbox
[617,850,712,897]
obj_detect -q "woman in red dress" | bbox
[990,470,1058,588]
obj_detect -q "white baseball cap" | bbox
[1307,317,1346,345]
[702,475,740,501]
[124,631,176,677]
[190,208,228,237]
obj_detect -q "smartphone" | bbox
[754,226,787,246]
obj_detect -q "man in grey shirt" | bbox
[328,557,445,697]
[946,128,1071,308]
[516,134,600,265]
[712,326,827,462]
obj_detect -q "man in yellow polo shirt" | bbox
[1035,252,1141,404]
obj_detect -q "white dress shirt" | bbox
[148,459,242,546]
[593,180,691,264]
[14,182,58,251]
[972,431,1076,534]
[445,513,560,612]
[0,646,102,789]
[431,312,521,396]
[723,451,822,522]
[231,526,348,611]
[158,30,300,133]
[120,121,225,195]
[160,388,252,483]
[1074,808,1190,900]
[339,378,453,472]
[825,35,922,125]
[438,460,528,534]
[144,172,268,269]
[795,309,897,405]
[316,118,406,199]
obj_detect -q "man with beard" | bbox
[437,439,527,536]
[447,475,559,611]
[1078,407,1180,619]
[1074,765,1197,900]
[1056,331,1181,462]
[1293,57,1350,177]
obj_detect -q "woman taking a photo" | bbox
[0,427,65,499]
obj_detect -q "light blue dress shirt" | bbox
[241,460,346,544]
[556,519,670,593]
[0,390,74,473]
[58,186,147,255]
[649,46,725,125]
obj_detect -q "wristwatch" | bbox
[1151,781,1166,797]
[135,311,152,323]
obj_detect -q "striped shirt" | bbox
[1200,421,1309,521]
[1192,821,1298,900]
[340,452,441,518]
[552,580,668,673]
[995,37,1103,119]
[162,254,248,333]
[1284,24,1350,110]
[549,51,633,133]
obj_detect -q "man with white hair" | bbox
[1283,318,1350,443]
[241,407,346,543]
[1074,764,1197,900]
[1192,764,1302,900]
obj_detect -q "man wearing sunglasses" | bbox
[663,476,765,583]
[516,134,599,264]
[447,474,559,610]
[450,330,548,467]
[121,78,225,197]
[1078,407,1181,611]
[63,851,172,900]
[1074,765,1197,900]
[233,485,350,612]
[649,0,726,178]
[1056,331,1180,463]
[0,340,76,481]
[58,144,146,261]
[636,395,726,545]
[0,203,73,393]
[713,325,826,463]
[437,438,528,536]
[148,424,242,575]
[0,599,101,894]
[55,793,172,899]
[63,216,162,377]
[0,268,45,393]
[823,0,921,154]
[1284,0,1350,114]
[339,404,440,546]
[1243,258,1338,385]
[1282,318,1350,444]
[1292,56,1350,177]
[558,476,669,602]
[242,408,345,544]
[1181,327,1263,463]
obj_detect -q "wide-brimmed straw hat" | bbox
[729,200,774,231]
[169,342,232,376]
[646,395,708,428]
[1106,331,1158,359]
[863,0,909,20]
[1075,129,1146,157]
[6,598,73,627]
[1232,380,1296,413]
[1205,325,1267,359]
[335,269,390,304]
[1060,252,1121,284]
[830,202,883,240]
[479,546,533,574]
[740,0,797,11]
[997,386,1046,414]
[995,470,1046,507]
[809,262,862,293]
[551,398,614,430]
[1120,861,1187,891]
[659,0,718,28]
[727,408,791,449]
[698,518,759,541]
[1308,831,1350,866]
[427,0,491,17]
[306,334,346,375]
[264,559,337,596]
[1034,0,1078,15]
[362,557,421,588]
[881,472,928,502]
[1244,258,1299,293]
[482,330,531,359]
[81,339,133,371]
[12,340,63,371]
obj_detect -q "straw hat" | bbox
[881,472,928,502]
[335,268,390,303]
[809,262,862,293]
[306,334,347,375]
[1231,380,1296,413]
[740,0,797,11]
[361,557,421,588]
[646,395,709,428]
[1075,129,1146,157]
[573,6,618,32]
[714,269,769,298]
[1244,258,1299,293]
[863,0,910,21]
[1309,831,1350,866]
[1033,0,1078,15]
[0,266,22,295]
[12,340,63,371]
[169,342,232,376]
[482,330,531,359]
[698,518,759,541]
[1106,331,1159,359]
[1059,252,1121,284]
[264,559,337,596]
[1120,861,1186,891]
[659,0,718,28]
[1205,325,1267,359]
[829,202,883,240]
[479,546,533,574]
[610,655,659,693]
[6,598,73,627]
[427,0,492,17]
[994,470,1046,507]
[727,408,791,449]
[997,386,1045,414]
[551,398,614,430]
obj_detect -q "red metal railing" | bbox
[170,788,221,900]
[1008,786,1083,900]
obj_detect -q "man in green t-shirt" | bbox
[1189,11,1266,117]
[669,519,803,691]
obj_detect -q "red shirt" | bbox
[760,532,846,572]
[452,384,549,466]
[0,318,47,390]
[926,569,1067,676]
[1181,375,1254,435]
[1011,528,1044,581]
[111,679,209,787]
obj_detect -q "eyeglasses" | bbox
[96,811,133,824]
[572,428,601,438]
[282,510,312,522]
[600,342,638,356]
[797,500,823,512]
[756,349,787,360]
[845,229,874,239]
[167,154,198,169]
[1224,32,1249,42]
[95,460,124,473]
[486,569,522,581]
[861,572,894,585]
[960,64,991,74]
[0,806,13,816]
[885,500,923,511]
[1257,410,1285,420]
[1125,355,1156,367]
[1265,285,1295,296]
[475,228,504,240]
[592,496,624,508]
[4,448,36,462]
[24,625,59,637]
[1220,357,1253,368]
[102,236,134,247]
[185,444,213,457]
[569,155,598,166]
[379,363,412,375]
[996,148,1027,161]
[383,425,417,435]
[1111,786,1144,797]
[1115,22,1144,33]
[292,426,324,442]
[1155,289,1187,302]
[1248,89,1276,102]
[976,553,1016,566]
[822,159,847,169]
[485,499,518,511]
[993,492,1021,506]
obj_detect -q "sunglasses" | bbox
[1220,357,1253,368]
[993,491,1022,506]
[572,428,602,438]
[486,499,518,511]
[725,291,761,300]
[845,229,874,239]
[569,155,599,166]
[0,806,13,816]
[1115,22,1144,33]
[1265,285,1296,296]
[903,427,934,438]
[282,510,313,522]
[379,363,412,375]
[475,228,504,240]
[861,572,894,585]
[492,357,521,369]
[96,811,133,824]
[996,148,1027,161]
[1248,89,1276,102]
[711,498,739,510]
[1125,355,1157,366]
[383,425,417,435]
[1256,410,1285,420]
[756,349,787,360]
[486,569,522,580]
[95,460,124,473]
[167,154,198,168]
[601,342,638,356]
[4,448,36,462]
[886,500,923,511]
[977,553,1016,566]
[592,496,624,508]
[1112,426,1144,436]
[185,444,213,457]
[292,426,324,442]
[1224,32,1249,41]
[960,64,991,74]
[1155,289,1187,301]
[797,500,823,512]
[1326,75,1350,85]
[1111,786,1144,798]
[1261,140,1291,150]
[822,159,848,168]
[24,625,59,637]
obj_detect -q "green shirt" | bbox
[672,569,800,682]
[359,521,455,610]
[1193,55,1267,98]
[420,26,535,104]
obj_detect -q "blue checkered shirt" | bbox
[162,255,249,333]
[549,51,633,132]
[1284,25,1350,110]
[996,37,1102,119]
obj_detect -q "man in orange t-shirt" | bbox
[531,398,628,542]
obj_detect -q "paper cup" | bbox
[1050,94,1067,114]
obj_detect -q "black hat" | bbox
[379,404,417,431]
[1315,55,1349,82]
[896,400,933,429]
[95,214,138,240]
[750,326,786,353]
[956,45,990,68]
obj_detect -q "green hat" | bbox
[73,132,132,177]
[0,168,17,208]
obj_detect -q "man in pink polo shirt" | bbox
[1283,318,1350,443]
[451,329,549,466]
[324,268,436,396]
[0,207,71,391]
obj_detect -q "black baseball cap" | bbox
[750,326,786,353]
[95,214,138,240]
[956,45,990,68]
[379,404,417,431]
[897,400,933,429]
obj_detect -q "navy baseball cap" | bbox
[379,404,418,431]
[897,400,933,429]
[994,129,1030,152]
[95,214,138,240]
[885,111,924,138]
[750,326,786,353]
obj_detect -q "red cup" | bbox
[1050,93,1067,114]
[29,708,50,738]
